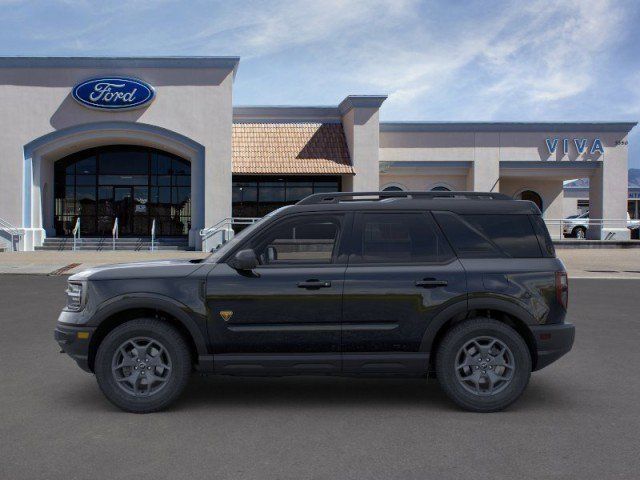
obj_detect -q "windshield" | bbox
[206,206,292,263]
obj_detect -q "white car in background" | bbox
[563,211,640,239]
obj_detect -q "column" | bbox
[340,95,387,192]
[468,132,500,192]
[588,153,629,240]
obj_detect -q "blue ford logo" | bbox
[72,77,155,110]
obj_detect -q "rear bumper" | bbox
[54,323,96,373]
[531,322,575,371]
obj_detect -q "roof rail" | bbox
[296,191,512,205]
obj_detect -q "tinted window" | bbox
[530,215,555,257]
[232,176,341,219]
[253,215,342,265]
[434,211,543,258]
[433,212,500,258]
[463,215,542,258]
[352,213,454,264]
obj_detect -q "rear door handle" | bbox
[297,280,332,289]
[415,279,448,288]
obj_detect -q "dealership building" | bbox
[0,56,636,251]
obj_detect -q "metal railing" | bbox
[71,217,81,251]
[545,218,639,240]
[0,217,23,252]
[112,217,119,251]
[150,218,156,252]
[200,217,261,252]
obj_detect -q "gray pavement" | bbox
[0,276,639,479]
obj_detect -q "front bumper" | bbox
[54,323,96,373]
[531,322,575,371]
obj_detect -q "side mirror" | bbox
[229,249,259,271]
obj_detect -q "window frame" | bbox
[347,210,457,266]
[227,211,351,268]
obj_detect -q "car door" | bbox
[206,212,350,374]
[341,211,467,374]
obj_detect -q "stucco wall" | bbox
[563,189,588,217]
[380,174,467,191]
[0,61,235,248]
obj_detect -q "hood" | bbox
[69,258,206,281]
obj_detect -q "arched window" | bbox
[430,185,451,192]
[516,190,543,210]
[382,185,405,192]
[54,145,191,237]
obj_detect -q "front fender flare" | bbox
[89,293,209,356]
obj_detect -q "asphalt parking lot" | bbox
[1,275,639,480]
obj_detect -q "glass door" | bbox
[114,187,133,236]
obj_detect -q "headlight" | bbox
[65,282,85,311]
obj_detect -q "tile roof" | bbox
[232,123,354,175]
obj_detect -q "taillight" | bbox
[555,271,568,310]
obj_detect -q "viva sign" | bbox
[545,137,604,156]
[72,77,155,110]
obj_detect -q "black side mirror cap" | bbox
[229,249,259,271]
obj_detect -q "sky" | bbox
[1,0,639,167]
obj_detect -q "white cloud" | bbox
[303,0,628,118]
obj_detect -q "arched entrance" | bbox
[381,183,406,192]
[515,190,543,210]
[54,145,191,237]
[22,122,205,249]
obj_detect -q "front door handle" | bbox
[415,279,448,288]
[297,280,331,289]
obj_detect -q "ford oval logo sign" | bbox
[72,77,155,110]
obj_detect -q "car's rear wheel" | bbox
[95,319,191,413]
[436,318,531,412]
[573,226,586,239]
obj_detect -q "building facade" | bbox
[0,57,636,250]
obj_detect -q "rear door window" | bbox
[350,212,454,264]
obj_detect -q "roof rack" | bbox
[296,191,512,205]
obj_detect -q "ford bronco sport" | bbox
[55,191,574,413]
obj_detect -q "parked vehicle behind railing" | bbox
[545,213,639,239]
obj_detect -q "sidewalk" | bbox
[0,248,638,278]
[0,251,208,275]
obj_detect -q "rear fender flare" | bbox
[419,299,468,352]
[419,296,536,353]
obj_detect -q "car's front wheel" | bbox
[436,318,531,412]
[94,319,192,413]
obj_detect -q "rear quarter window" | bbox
[433,211,544,258]
[530,214,556,257]
[462,214,542,258]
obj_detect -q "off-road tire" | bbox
[94,318,191,413]
[436,318,531,412]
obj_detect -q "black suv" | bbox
[55,191,574,413]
